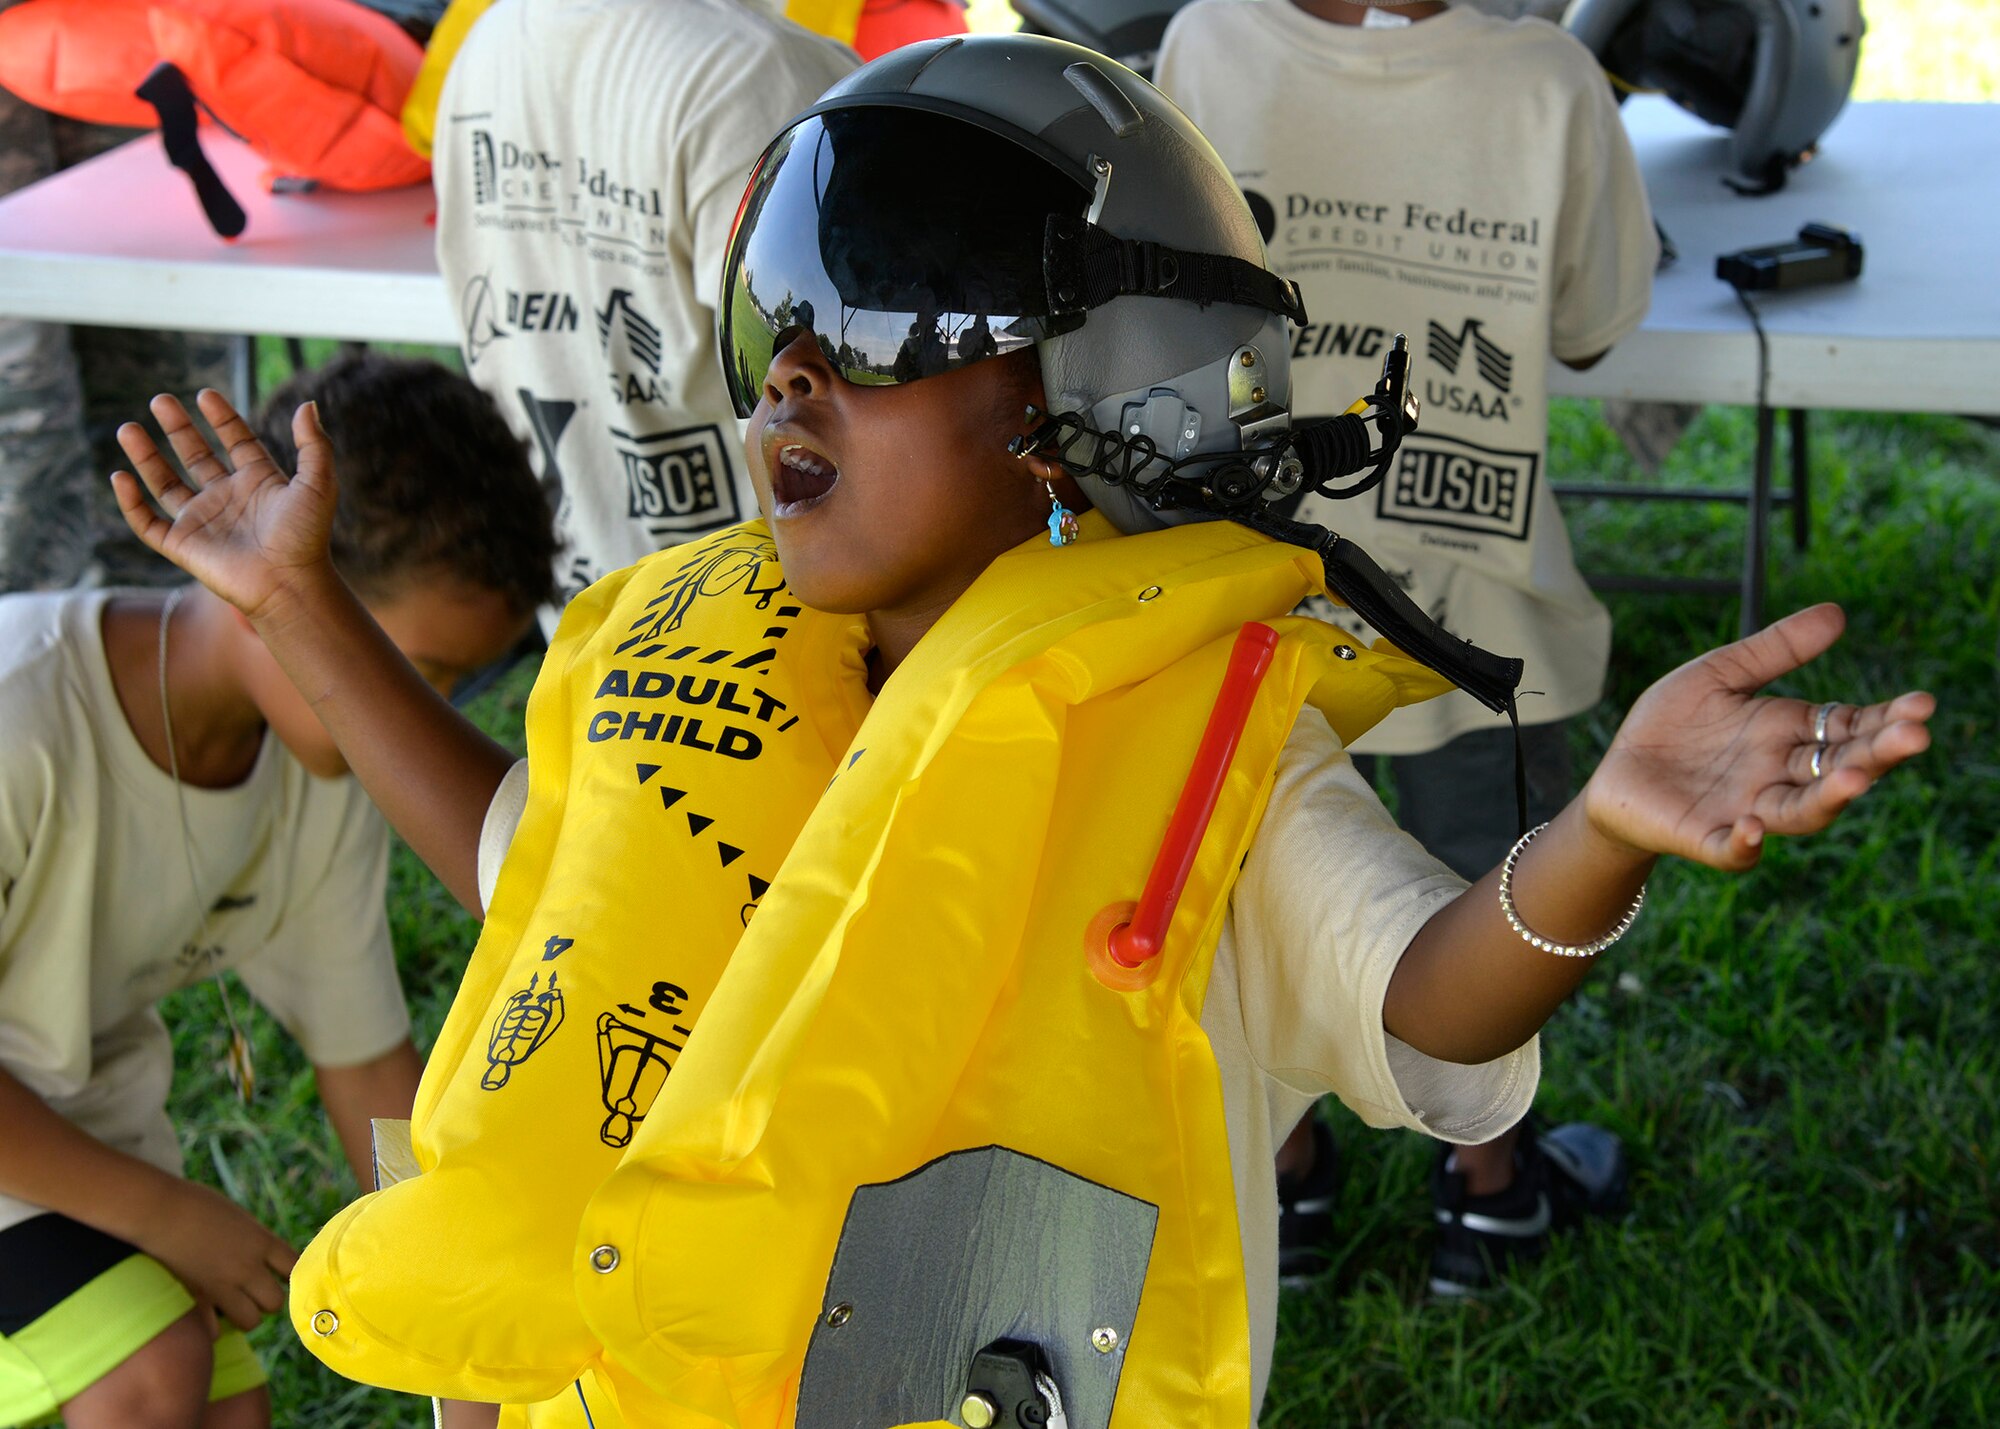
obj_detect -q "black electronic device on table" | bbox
[1716,223,1865,292]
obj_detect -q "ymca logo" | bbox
[515,387,577,501]
[613,422,739,537]
[1378,433,1537,543]
[597,289,662,374]
[1427,318,1514,394]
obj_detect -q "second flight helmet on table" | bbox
[1564,0,1865,194]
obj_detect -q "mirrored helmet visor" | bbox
[720,108,1091,418]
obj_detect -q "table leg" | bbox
[230,334,255,416]
[1789,408,1810,551]
[1743,404,1774,638]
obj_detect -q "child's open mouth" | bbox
[772,443,839,517]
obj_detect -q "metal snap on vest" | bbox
[310,1310,338,1337]
[961,1392,1000,1427]
[825,1302,854,1327]
[1091,1325,1120,1353]
[589,1244,620,1273]
[1137,586,1162,602]
[1333,644,1357,660]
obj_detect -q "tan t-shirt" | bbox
[1157,1,1657,752]
[478,710,1539,1418]
[433,0,856,607]
[0,593,412,1234]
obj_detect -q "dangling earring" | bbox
[1044,480,1079,547]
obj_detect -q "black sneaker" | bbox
[1276,1117,1343,1288]
[1428,1119,1628,1298]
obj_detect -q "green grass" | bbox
[252,339,461,404]
[1260,403,2000,1428]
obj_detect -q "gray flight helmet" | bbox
[1565,0,1864,192]
[794,34,1299,533]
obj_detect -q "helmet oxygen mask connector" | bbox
[1008,333,1422,520]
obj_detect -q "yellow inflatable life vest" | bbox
[290,515,1448,1426]
[401,0,891,159]
[783,0,866,48]
[399,0,496,161]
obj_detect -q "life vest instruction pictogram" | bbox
[482,970,566,1089]
[617,530,787,650]
[596,1008,691,1148]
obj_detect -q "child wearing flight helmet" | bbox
[108,35,1931,1429]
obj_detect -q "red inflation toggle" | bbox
[1100,621,1280,973]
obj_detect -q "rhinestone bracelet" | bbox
[1497,822,1645,958]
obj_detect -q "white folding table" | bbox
[1548,97,2000,630]
[0,126,450,344]
[1557,97,1998,414]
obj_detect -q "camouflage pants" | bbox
[0,67,234,591]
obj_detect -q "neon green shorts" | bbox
[0,1216,265,1427]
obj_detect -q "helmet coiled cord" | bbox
[1292,413,1384,501]
[1010,405,1393,516]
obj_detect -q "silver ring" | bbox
[1813,701,1839,744]
[1810,744,1825,779]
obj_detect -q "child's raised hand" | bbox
[1582,603,1934,871]
[111,389,338,624]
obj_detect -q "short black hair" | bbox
[254,352,558,615]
